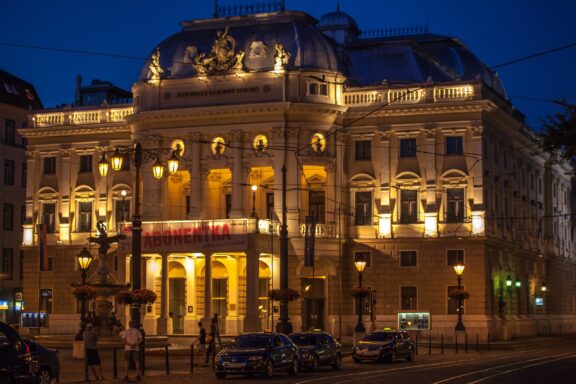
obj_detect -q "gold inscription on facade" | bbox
[176,86,261,98]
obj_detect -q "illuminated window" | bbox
[78,201,92,232]
[115,199,130,223]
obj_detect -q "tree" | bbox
[540,100,576,170]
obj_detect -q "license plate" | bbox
[360,351,378,356]
[226,363,245,368]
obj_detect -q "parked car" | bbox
[23,339,59,384]
[214,332,300,379]
[0,321,36,384]
[289,330,342,371]
[352,329,415,363]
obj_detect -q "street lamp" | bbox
[76,247,93,337]
[453,263,466,331]
[515,276,521,288]
[354,253,367,333]
[98,142,181,328]
[505,275,512,288]
[541,282,547,292]
[251,185,258,218]
[120,190,127,221]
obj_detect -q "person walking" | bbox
[205,313,222,365]
[120,321,143,381]
[197,321,206,356]
[83,323,104,380]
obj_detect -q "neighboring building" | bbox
[19,7,575,339]
[0,69,43,323]
[74,76,132,107]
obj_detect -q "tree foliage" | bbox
[540,101,576,169]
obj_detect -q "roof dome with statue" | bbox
[137,11,340,81]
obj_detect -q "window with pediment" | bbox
[75,186,95,232]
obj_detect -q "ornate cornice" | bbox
[345,100,496,120]
[20,124,129,138]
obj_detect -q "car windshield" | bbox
[290,334,319,346]
[229,335,271,349]
[362,332,395,342]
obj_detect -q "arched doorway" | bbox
[258,261,271,331]
[300,265,327,331]
[169,262,186,334]
[212,261,228,334]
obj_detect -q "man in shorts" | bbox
[120,321,143,381]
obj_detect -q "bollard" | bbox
[190,344,194,373]
[455,333,458,354]
[113,348,118,379]
[441,334,444,354]
[84,348,88,382]
[415,333,419,355]
[428,334,432,355]
[476,334,479,352]
[465,333,468,353]
[140,338,146,377]
[165,345,170,375]
[487,334,490,352]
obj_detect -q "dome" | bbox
[318,10,359,30]
[138,12,340,81]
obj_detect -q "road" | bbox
[58,335,576,384]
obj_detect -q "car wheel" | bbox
[215,372,226,380]
[263,361,274,378]
[331,354,342,370]
[37,368,52,384]
[310,355,319,372]
[288,359,299,375]
[388,351,397,364]
[407,348,415,362]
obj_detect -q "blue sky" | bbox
[1,0,575,129]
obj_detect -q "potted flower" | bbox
[268,288,301,301]
[351,287,371,299]
[448,288,470,301]
[116,288,157,305]
[72,285,97,301]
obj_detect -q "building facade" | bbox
[0,69,43,323]
[19,8,576,339]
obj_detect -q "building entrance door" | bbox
[169,278,186,334]
[212,278,228,334]
[301,277,325,331]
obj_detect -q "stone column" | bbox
[143,257,158,335]
[203,253,212,324]
[157,253,172,335]
[229,131,245,218]
[244,248,260,332]
[226,257,240,334]
[188,133,202,219]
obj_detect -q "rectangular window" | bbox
[309,83,318,95]
[4,160,14,185]
[446,136,463,155]
[401,286,417,310]
[400,138,417,158]
[319,84,328,95]
[308,190,325,224]
[5,119,16,145]
[40,289,52,314]
[21,162,27,188]
[355,140,371,160]
[3,203,14,231]
[400,250,417,267]
[446,188,465,223]
[42,203,56,233]
[266,192,274,220]
[447,250,464,266]
[400,189,418,224]
[225,194,232,219]
[43,157,56,175]
[354,191,372,225]
[79,155,92,173]
[78,201,92,232]
[447,285,461,315]
[1,248,13,280]
[20,205,26,227]
[115,199,130,223]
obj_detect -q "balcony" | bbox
[30,105,133,127]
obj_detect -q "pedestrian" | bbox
[197,321,206,356]
[120,321,143,381]
[83,323,105,381]
[205,313,221,365]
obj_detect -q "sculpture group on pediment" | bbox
[274,42,291,73]
[191,27,246,76]
[147,48,164,84]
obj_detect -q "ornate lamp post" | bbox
[98,142,181,328]
[76,247,93,337]
[453,263,466,331]
[251,185,258,218]
[120,190,127,221]
[354,253,367,333]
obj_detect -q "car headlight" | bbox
[248,355,264,362]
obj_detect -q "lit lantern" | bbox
[167,151,179,174]
[98,154,109,177]
[110,148,124,171]
[152,157,165,180]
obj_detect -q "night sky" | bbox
[1,0,575,129]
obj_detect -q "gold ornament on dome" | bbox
[273,41,291,74]
[191,27,245,76]
[311,133,326,153]
[147,48,164,84]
